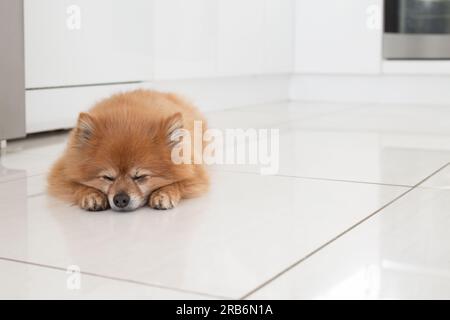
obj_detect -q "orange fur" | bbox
[47,89,209,212]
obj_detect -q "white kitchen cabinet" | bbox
[262,0,294,73]
[154,0,218,79]
[156,0,293,79]
[295,0,382,74]
[218,0,293,76]
[26,82,154,133]
[217,0,265,76]
[24,0,153,88]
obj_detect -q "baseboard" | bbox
[26,82,152,134]
[290,74,450,105]
[26,75,290,134]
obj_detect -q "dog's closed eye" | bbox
[133,175,149,181]
[100,175,115,182]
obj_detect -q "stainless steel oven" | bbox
[384,0,450,59]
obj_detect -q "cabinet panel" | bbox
[154,0,217,79]
[25,0,154,88]
[26,82,153,133]
[262,0,294,73]
[295,0,382,74]
[217,0,265,76]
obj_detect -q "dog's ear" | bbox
[75,112,96,145]
[162,112,184,147]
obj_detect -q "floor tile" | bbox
[211,128,450,186]
[0,259,211,299]
[2,100,448,299]
[0,174,47,200]
[248,187,450,300]
[1,101,348,181]
[0,171,408,298]
[210,104,450,186]
[294,103,450,135]
[205,101,359,130]
[0,101,371,183]
[0,152,58,182]
[0,132,68,182]
[228,100,362,115]
[5,131,68,156]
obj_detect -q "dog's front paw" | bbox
[79,191,109,212]
[149,188,180,210]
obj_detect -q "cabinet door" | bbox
[295,0,382,74]
[261,0,294,73]
[154,0,217,79]
[24,0,153,88]
[217,0,265,76]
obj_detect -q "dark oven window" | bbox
[385,0,450,34]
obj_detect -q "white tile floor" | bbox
[1,101,450,299]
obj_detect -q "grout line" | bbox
[0,256,232,300]
[413,162,450,187]
[211,168,415,188]
[240,162,450,300]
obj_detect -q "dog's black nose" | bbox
[113,192,130,208]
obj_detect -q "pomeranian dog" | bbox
[48,89,209,212]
